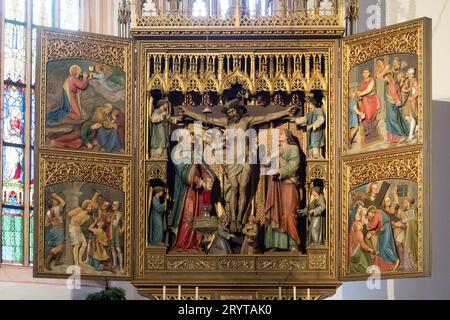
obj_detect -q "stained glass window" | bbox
[31,88,35,146]
[2,146,25,207]
[32,28,37,84]
[5,0,27,22]
[3,23,26,82]
[29,210,34,264]
[30,149,35,206]
[60,0,80,30]
[33,0,54,27]
[3,83,25,144]
[1,0,80,266]
[1,208,24,264]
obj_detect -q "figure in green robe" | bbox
[293,95,325,159]
[265,129,302,252]
[150,98,178,158]
[307,187,326,245]
[348,219,376,274]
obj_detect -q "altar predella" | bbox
[34,0,431,300]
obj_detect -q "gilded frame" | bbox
[134,38,341,297]
[342,18,430,157]
[34,152,133,278]
[37,29,133,157]
[340,18,432,280]
[34,29,134,279]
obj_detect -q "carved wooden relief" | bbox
[340,17,431,281]
[34,30,134,279]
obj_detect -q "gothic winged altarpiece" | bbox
[34,0,431,300]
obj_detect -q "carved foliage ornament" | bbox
[167,258,217,271]
[341,149,424,276]
[308,252,327,270]
[44,32,130,70]
[345,150,420,190]
[344,22,420,70]
[41,154,129,190]
[39,30,133,156]
[137,41,336,281]
[146,252,165,270]
[37,154,132,276]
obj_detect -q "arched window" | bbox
[1,0,81,266]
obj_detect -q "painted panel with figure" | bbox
[340,147,428,280]
[43,182,125,275]
[45,60,126,154]
[340,18,430,281]
[347,54,419,153]
[37,29,132,156]
[342,19,429,157]
[35,154,132,278]
[347,179,418,275]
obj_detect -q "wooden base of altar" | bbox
[132,247,341,300]
[132,282,342,300]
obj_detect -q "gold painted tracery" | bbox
[33,6,431,300]
[146,52,328,95]
[135,38,338,300]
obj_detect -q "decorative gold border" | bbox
[35,152,132,278]
[340,148,424,279]
[131,29,345,37]
[342,19,425,157]
[130,3,345,37]
[37,29,133,157]
[135,39,338,289]
[339,18,431,281]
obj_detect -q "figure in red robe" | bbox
[357,68,381,122]
[168,162,219,253]
[47,65,90,124]
[356,68,382,144]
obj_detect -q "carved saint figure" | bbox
[149,186,167,246]
[348,90,365,148]
[111,201,125,273]
[180,99,297,233]
[240,215,259,254]
[94,103,123,152]
[264,128,301,252]
[88,218,114,272]
[49,121,102,150]
[392,196,418,271]
[402,67,419,142]
[348,214,376,274]
[383,71,409,144]
[375,58,389,109]
[90,63,124,102]
[356,68,382,145]
[308,187,326,245]
[366,205,400,271]
[293,95,325,159]
[168,128,220,252]
[208,214,238,255]
[150,98,178,158]
[68,200,92,267]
